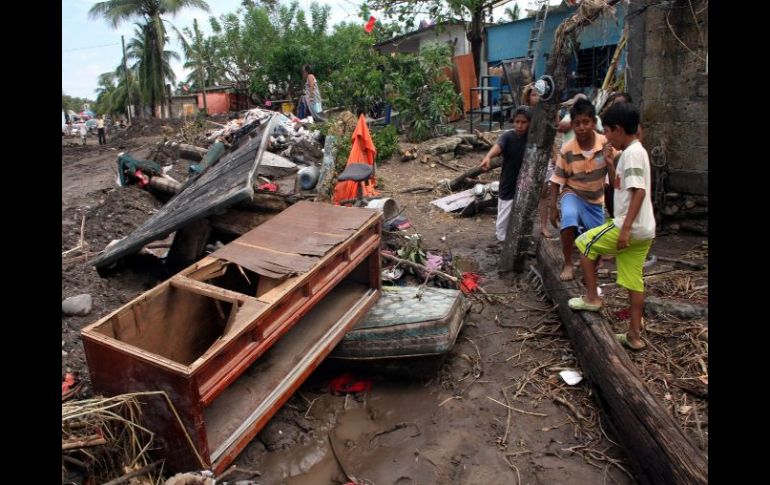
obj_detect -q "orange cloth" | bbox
[333,114,379,204]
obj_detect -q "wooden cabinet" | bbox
[82,202,382,473]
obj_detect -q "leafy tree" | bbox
[367,0,505,79]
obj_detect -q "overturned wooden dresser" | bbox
[81,201,382,473]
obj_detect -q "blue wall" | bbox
[487,4,625,76]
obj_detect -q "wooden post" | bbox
[501,0,624,272]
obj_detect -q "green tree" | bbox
[62,93,96,113]
[179,18,222,113]
[504,3,520,22]
[89,0,210,117]
[367,0,503,80]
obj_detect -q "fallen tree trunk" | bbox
[537,238,707,484]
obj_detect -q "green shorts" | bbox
[575,220,653,293]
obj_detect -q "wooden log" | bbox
[446,158,501,191]
[177,143,209,161]
[537,239,708,485]
[148,176,182,195]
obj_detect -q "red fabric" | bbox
[333,114,379,204]
[328,373,372,395]
[613,308,631,320]
[62,373,76,394]
[135,169,149,187]
[459,272,481,294]
[364,16,376,33]
[258,182,278,192]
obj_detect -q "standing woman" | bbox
[301,64,323,118]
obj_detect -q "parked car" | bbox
[85,119,98,134]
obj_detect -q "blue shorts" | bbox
[559,192,605,234]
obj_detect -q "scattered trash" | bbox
[677,405,693,415]
[425,252,443,273]
[613,307,631,320]
[381,267,404,281]
[62,294,93,316]
[258,182,279,192]
[385,216,410,231]
[62,373,76,394]
[459,272,481,293]
[327,373,372,395]
[559,370,583,385]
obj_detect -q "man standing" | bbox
[97,116,106,145]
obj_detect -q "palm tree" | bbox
[127,23,180,115]
[89,0,210,117]
[179,19,216,114]
[504,4,521,21]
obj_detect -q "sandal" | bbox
[568,296,602,312]
[616,333,646,351]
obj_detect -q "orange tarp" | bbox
[333,114,379,204]
[454,54,479,114]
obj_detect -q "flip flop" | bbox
[616,333,646,351]
[568,296,602,312]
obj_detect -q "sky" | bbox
[62,0,543,101]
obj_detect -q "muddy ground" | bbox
[62,126,707,484]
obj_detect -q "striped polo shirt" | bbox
[550,133,613,205]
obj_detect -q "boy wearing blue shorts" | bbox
[549,98,616,281]
[569,102,655,351]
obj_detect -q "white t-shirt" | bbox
[613,140,656,240]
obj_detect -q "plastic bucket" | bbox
[366,198,399,220]
[297,165,320,190]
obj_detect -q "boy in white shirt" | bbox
[568,102,655,351]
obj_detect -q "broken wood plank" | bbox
[167,218,212,269]
[210,210,274,236]
[93,115,278,268]
[537,238,708,485]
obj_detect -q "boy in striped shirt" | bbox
[549,98,616,281]
[569,102,655,351]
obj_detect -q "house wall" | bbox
[418,25,470,56]
[171,96,200,118]
[628,0,708,195]
[377,24,470,57]
[197,93,231,115]
[486,4,625,77]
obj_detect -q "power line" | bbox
[62,42,122,52]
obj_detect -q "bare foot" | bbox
[559,265,574,281]
[541,228,552,238]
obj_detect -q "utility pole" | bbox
[122,35,132,124]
